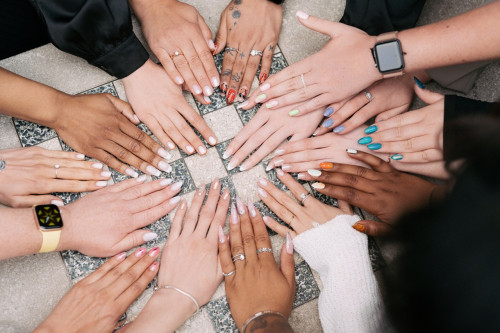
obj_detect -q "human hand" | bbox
[122,60,218,155]
[34,248,160,333]
[130,0,219,98]
[214,0,282,104]
[59,176,183,257]
[223,104,323,171]
[240,11,380,115]
[218,197,295,331]
[53,93,172,177]
[0,146,110,208]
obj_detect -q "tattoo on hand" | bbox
[232,10,241,19]
[222,69,231,77]
[234,0,242,4]
[269,45,275,52]
[232,73,241,83]
[239,52,245,58]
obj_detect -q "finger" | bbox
[121,178,175,201]
[207,188,231,242]
[218,225,236,280]
[262,216,295,238]
[92,146,137,176]
[214,13,228,55]
[198,14,215,52]
[156,47,185,85]
[308,169,376,193]
[106,175,147,193]
[258,42,274,84]
[238,127,289,171]
[98,247,148,288]
[181,184,206,235]
[229,203,245,267]
[352,219,392,237]
[270,148,330,169]
[172,52,203,96]
[247,200,273,254]
[107,94,140,124]
[295,11,340,37]
[130,195,183,232]
[186,39,214,96]
[42,164,108,181]
[326,92,371,131]
[280,233,296,290]
[236,197,257,262]
[82,252,129,285]
[389,149,443,163]
[238,48,262,101]
[42,179,105,193]
[275,168,317,208]
[228,123,276,170]
[291,93,335,117]
[130,179,181,213]
[195,178,221,237]
[154,110,196,154]
[414,83,444,104]
[367,136,436,154]
[258,176,309,217]
[176,102,217,147]
[315,183,371,208]
[143,116,176,151]
[112,230,160,254]
[193,27,220,89]
[374,104,409,123]
[227,48,250,104]
[261,81,322,111]
[10,194,63,208]
[220,43,239,98]
[342,149,394,173]
[169,199,188,241]
[118,120,167,164]
[337,199,353,214]
[223,109,267,160]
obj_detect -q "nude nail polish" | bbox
[311,182,325,189]
[227,161,235,171]
[125,168,139,178]
[227,89,236,104]
[218,225,225,243]
[193,85,202,95]
[211,77,220,88]
[143,233,157,242]
[158,148,172,160]
[258,178,268,186]
[297,173,306,180]
[101,171,112,178]
[204,86,213,96]
[230,203,238,224]
[136,174,147,182]
[237,101,249,109]
[239,161,250,171]
[208,39,215,50]
[198,184,205,195]
[92,163,103,169]
[274,159,284,166]
[282,164,291,171]
[51,200,64,207]
[266,100,278,108]
[186,145,195,154]
[265,162,274,171]
[133,115,140,123]
[160,178,172,186]
[286,231,294,254]
[258,188,268,198]
[236,196,246,215]
[75,153,85,160]
[167,142,176,150]
[212,178,219,189]
[199,146,207,155]
[169,196,181,205]
[247,200,257,217]
[296,10,309,20]
[171,181,184,191]
[158,161,172,173]
[276,168,285,176]
[275,148,285,156]
[96,181,108,187]
[175,76,184,84]
[260,83,270,91]
[135,247,146,257]
[146,165,161,177]
[223,148,233,159]
[208,136,217,145]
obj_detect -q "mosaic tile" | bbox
[220,176,237,201]
[256,53,289,78]
[81,82,118,96]
[167,159,196,195]
[310,186,338,208]
[195,88,229,115]
[235,103,259,125]
[53,191,81,206]
[293,260,320,308]
[206,296,239,333]
[61,250,107,281]
[14,119,56,147]
[184,147,228,187]
[203,106,243,143]
[215,139,239,176]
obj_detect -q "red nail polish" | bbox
[259,73,268,84]
[227,89,236,104]
[238,87,248,99]
[220,82,228,95]
[213,42,219,55]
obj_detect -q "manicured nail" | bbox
[169,196,181,205]
[227,89,236,104]
[186,145,195,154]
[220,82,228,94]
[204,96,211,103]
[333,125,345,133]
[96,181,108,187]
[260,83,271,91]
[208,39,216,50]
[282,164,291,171]
[198,184,205,195]
[259,73,268,84]
[146,165,161,177]
[289,109,299,116]
[274,159,284,166]
[204,86,213,96]
[158,161,172,173]
[297,173,306,179]
[133,115,140,123]
[211,76,220,88]
[320,162,333,169]
[179,199,186,210]
[136,174,147,182]
[296,10,309,19]
[255,94,266,103]
[223,148,233,159]
[352,223,367,233]
[259,178,268,186]
[171,181,184,191]
[266,100,278,109]
[323,107,334,117]
[160,178,172,186]
[158,148,172,160]
[247,200,257,217]
[236,197,246,215]
[322,118,334,128]
[367,143,382,150]
[227,161,235,171]
[346,148,358,154]
[125,168,139,178]
[199,146,207,155]
[276,168,285,176]
[218,225,225,243]
[312,128,320,136]
[167,142,176,150]
[258,188,268,198]
[265,162,274,171]
[92,163,103,169]
[263,216,271,226]
[193,85,202,95]
[391,154,403,161]
[101,171,112,178]
[239,161,250,171]
[76,153,85,160]
[213,42,219,53]
[207,136,217,146]
[230,203,238,224]
[414,76,425,89]
[135,247,146,257]
[308,169,321,177]
[286,231,294,254]
[51,200,64,207]
[116,252,127,261]
[239,87,248,99]
[223,189,230,200]
[237,100,249,109]
[364,125,378,134]
[275,148,285,156]
[149,246,160,257]
[175,76,184,84]
[149,262,159,271]
[311,182,325,189]
[143,232,158,242]
[358,136,372,145]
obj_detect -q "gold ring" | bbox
[170,51,184,59]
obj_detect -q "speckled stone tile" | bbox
[14,119,56,147]
[215,139,239,176]
[184,147,228,187]
[203,106,243,143]
[169,159,197,195]
[206,296,239,333]
[231,164,268,202]
[236,103,260,125]
[256,52,289,78]
[0,116,21,149]
[195,88,229,115]
[81,82,118,96]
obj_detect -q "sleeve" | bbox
[30,0,149,79]
[293,214,386,333]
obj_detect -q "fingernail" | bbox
[158,161,172,173]
[236,196,246,215]
[286,231,294,254]
[212,177,219,189]
[208,39,215,50]
[101,171,112,178]
[414,76,425,89]
[116,252,127,261]
[237,100,249,109]
[96,181,108,187]
[258,188,268,198]
[289,109,299,116]
[346,148,358,154]
[358,137,372,145]
[180,199,186,210]
[275,148,285,156]
[220,82,228,94]
[247,200,257,217]
[169,196,181,205]
[311,182,325,189]
[239,161,250,171]
[135,247,146,257]
[175,76,184,84]
[308,169,321,177]
[265,162,274,171]
[76,153,85,160]
[263,216,271,225]
[208,136,217,145]
[198,184,205,195]
[227,89,236,104]
[312,128,320,136]
[213,42,219,52]
[274,159,284,166]
[230,203,238,224]
[320,162,333,169]
[204,96,212,103]
[259,73,268,84]
[322,119,334,128]
[218,225,225,243]
[133,114,140,123]
[149,246,160,257]
[364,125,378,134]
[352,223,367,233]
[186,145,195,154]
[125,168,139,178]
[158,148,172,160]
[143,233,158,242]
[223,189,230,200]
[296,10,309,19]
[239,87,248,99]
[149,262,159,271]
[276,168,284,176]
[391,154,403,160]
[204,86,213,96]
[333,125,345,133]
[146,165,161,177]
[193,85,202,95]
[227,161,235,171]
[160,178,172,186]
[211,76,220,88]
[171,181,184,191]
[297,173,306,179]
[92,163,103,169]
[222,149,233,159]
[167,142,176,150]
[199,146,207,155]
[260,83,270,91]
[266,100,278,109]
[51,200,64,207]
[136,174,147,182]
[323,107,334,117]
[367,143,382,150]
[282,164,291,171]
[258,178,268,186]
[255,94,266,103]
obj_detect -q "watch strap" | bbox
[39,230,62,253]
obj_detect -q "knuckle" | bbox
[421,150,429,161]
[115,148,129,160]
[188,55,202,67]
[344,174,359,186]
[343,188,357,202]
[128,281,144,295]
[175,57,189,68]
[310,97,322,109]
[254,233,269,244]
[102,155,113,166]
[198,50,213,62]
[356,167,368,177]
[404,138,414,150]
[128,140,141,153]
[122,270,138,283]
[242,233,255,245]
[231,245,244,255]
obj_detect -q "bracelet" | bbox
[153,284,200,313]
[241,310,287,333]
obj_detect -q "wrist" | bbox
[242,312,292,333]
[56,205,74,252]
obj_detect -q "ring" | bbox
[232,254,245,263]
[250,50,263,57]
[257,248,273,254]
[300,192,311,205]
[225,47,240,53]
[170,51,184,59]
[223,270,236,277]
[364,91,373,101]
[300,74,306,88]
[0,159,5,172]
[54,164,60,179]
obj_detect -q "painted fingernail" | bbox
[149,262,159,271]
[175,76,184,84]
[92,163,103,169]
[125,168,139,178]
[212,177,219,189]
[158,148,172,160]
[414,76,425,89]
[236,196,246,215]
[160,178,172,186]
[222,148,233,159]
[323,107,334,117]
[223,189,230,200]
[171,181,184,191]
[96,181,108,187]
[239,161,250,171]
[51,200,64,207]
[247,200,257,217]
[101,171,112,178]
[258,178,268,186]
[352,223,367,233]
[136,174,147,182]
[227,89,236,104]
[255,94,266,103]
[186,145,195,154]
[199,146,207,155]
[297,173,306,179]
[167,142,176,150]
[169,196,181,205]
[208,39,216,50]
[230,203,238,224]
[146,165,161,177]
[193,85,202,95]
[322,119,334,128]
[208,136,217,145]
[237,100,249,109]
[149,246,160,257]
[274,159,284,166]
[263,216,271,225]
[364,125,378,134]
[211,76,220,88]
[158,161,172,173]
[220,82,228,94]
[116,252,127,261]
[143,233,158,242]
[204,96,212,103]
[213,42,219,53]
[259,73,268,84]
[391,154,403,160]
[227,161,235,171]
[296,10,310,19]
[282,164,291,171]
[133,114,140,123]
[265,162,274,171]
[286,231,294,254]
[239,87,248,99]
[76,153,85,160]
[346,148,358,154]
[204,86,213,96]
[367,143,382,150]
[198,184,205,195]
[308,169,322,177]
[333,125,345,133]
[218,225,225,243]
[260,83,271,91]
[258,188,268,198]
[312,182,325,189]
[358,137,372,145]
[276,168,284,176]
[266,100,278,109]
[289,109,299,116]
[320,162,333,169]
[135,247,146,257]
[275,148,285,156]
[312,128,321,136]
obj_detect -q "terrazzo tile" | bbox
[206,296,239,333]
[167,159,196,195]
[184,147,228,187]
[215,139,239,176]
[289,299,323,333]
[220,176,237,201]
[203,106,243,143]
[231,164,267,202]
[14,119,56,147]
[293,260,321,308]
[195,88,229,115]
[81,82,118,96]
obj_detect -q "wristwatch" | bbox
[33,204,64,253]
[371,31,405,78]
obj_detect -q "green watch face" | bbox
[35,204,63,230]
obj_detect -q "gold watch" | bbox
[33,204,63,253]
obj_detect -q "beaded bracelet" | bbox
[241,310,287,333]
[153,284,200,313]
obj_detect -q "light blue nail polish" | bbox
[367,143,382,150]
[333,125,345,133]
[357,136,372,145]
[364,125,378,134]
[391,154,403,160]
[322,118,334,128]
[323,107,334,117]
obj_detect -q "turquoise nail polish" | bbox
[333,125,345,133]
[367,143,382,150]
[323,107,334,117]
[391,154,403,160]
[322,118,334,128]
[414,76,425,89]
[357,136,372,145]
[364,125,378,134]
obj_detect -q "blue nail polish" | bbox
[323,107,334,117]
[414,76,425,89]
[367,143,382,150]
[391,154,403,160]
[333,125,345,133]
[357,136,372,145]
[322,118,334,128]
[364,125,378,134]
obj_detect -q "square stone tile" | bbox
[14,118,56,147]
[184,147,228,187]
[231,164,267,202]
[203,106,243,143]
[215,139,239,176]
[289,299,323,333]
[0,116,21,149]
[206,296,239,333]
[169,159,197,195]
[293,260,321,308]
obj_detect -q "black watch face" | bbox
[35,204,63,230]
[375,40,404,73]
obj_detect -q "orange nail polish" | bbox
[227,89,236,104]
[259,72,268,84]
[320,162,333,169]
[353,223,366,233]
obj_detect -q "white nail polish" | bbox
[136,174,147,182]
[211,77,220,88]
[193,85,202,95]
[266,100,278,109]
[223,189,230,200]
[259,178,268,186]
[239,161,250,171]
[213,178,219,189]
[199,146,207,155]
[143,232,158,242]
[203,86,213,96]
[169,196,181,205]
[236,197,245,215]
[237,101,249,109]
[308,169,322,177]
[133,114,140,123]
[346,148,358,154]
[227,162,235,171]
[126,167,139,178]
[186,145,195,154]
[208,136,217,145]
[274,159,284,166]
[204,96,211,103]
[297,173,306,180]
[208,39,216,50]
[275,149,285,156]
[286,231,294,254]
[218,225,225,243]
[158,148,172,160]
[312,182,325,189]
[160,178,172,186]
[146,165,161,177]
[51,200,64,207]
[260,83,271,91]
[175,76,184,84]
[248,200,257,217]
[312,128,320,136]
[167,142,176,150]
[222,149,233,159]
[96,181,108,187]
[101,171,112,178]
[282,164,291,171]
[296,10,309,19]
[158,161,172,173]
[76,153,85,160]
[92,163,103,169]
[171,181,184,191]
[198,184,205,195]
[265,162,274,171]
[276,168,285,176]
[258,188,268,198]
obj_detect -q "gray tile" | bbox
[14,118,56,147]
[195,88,229,115]
[293,261,320,308]
[203,106,243,143]
[170,159,197,195]
[184,147,228,187]
[256,52,289,78]
[215,139,239,176]
[206,296,239,333]
[81,82,118,96]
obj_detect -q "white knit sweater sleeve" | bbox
[293,215,384,333]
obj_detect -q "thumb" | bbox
[295,11,343,37]
[352,220,392,237]
[106,94,140,124]
[414,83,443,105]
[280,232,296,290]
[198,14,215,51]
[13,194,64,208]
[113,230,158,253]
[214,15,228,54]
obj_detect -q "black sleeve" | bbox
[30,0,149,79]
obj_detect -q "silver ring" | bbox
[300,73,306,88]
[300,192,311,205]
[0,159,5,171]
[223,270,236,277]
[225,47,240,53]
[54,164,60,178]
[250,50,263,57]
[364,91,373,101]
[232,254,245,262]
[257,248,273,254]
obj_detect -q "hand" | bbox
[302,151,438,236]
[59,176,183,257]
[0,146,110,208]
[130,0,219,98]
[223,104,323,171]
[214,0,282,104]
[357,85,444,163]
[218,197,295,331]
[122,60,218,155]
[34,248,160,333]
[241,12,380,115]
[54,93,171,177]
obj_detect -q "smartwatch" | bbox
[33,204,63,253]
[371,31,405,78]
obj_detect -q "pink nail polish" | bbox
[276,168,285,176]
[149,246,160,257]
[247,200,257,217]
[218,225,225,243]
[116,252,127,261]
[135,247,146,257]
[258,178,268,186]
[236,196,245,215]
[286,232,294,254]
[230,203,239,224]
[149,262,159,271]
